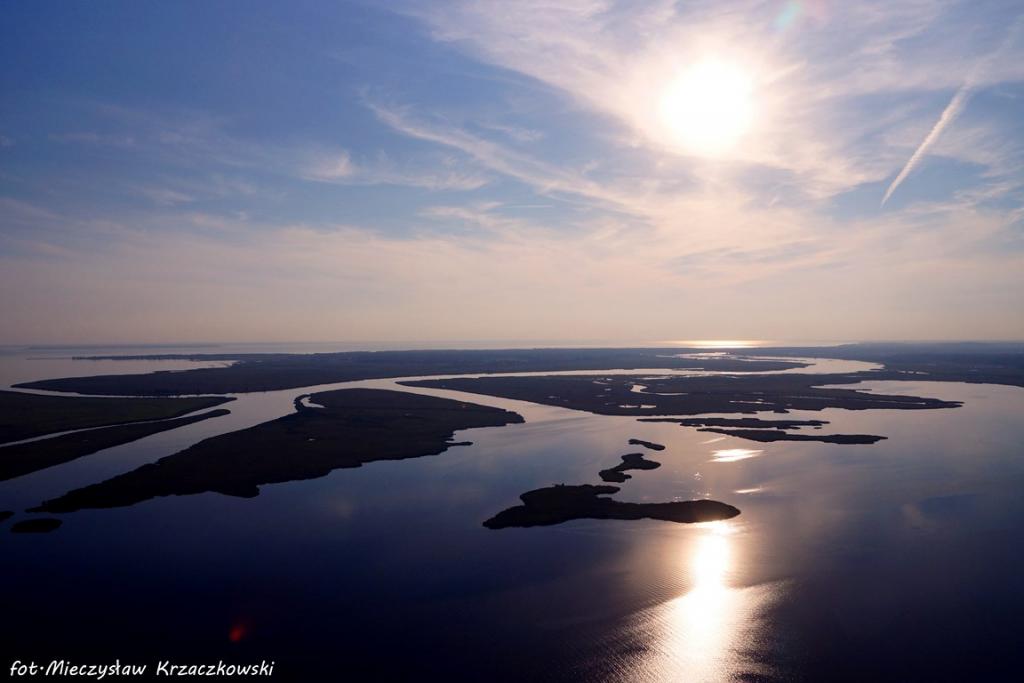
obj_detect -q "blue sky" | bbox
[1,0,1022,344]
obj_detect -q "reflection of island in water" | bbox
[483,484,740,529]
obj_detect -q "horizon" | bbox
[3,337,1024,357]
[6,337,1024,352]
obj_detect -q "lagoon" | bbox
[1,347,1023,680]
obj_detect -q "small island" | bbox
[697,428,886,444]
[483,484,740,529]
[641,417,828,429]
[0,511,13,524]
[599,452,661,482]
[628,438,666,450]
[10,518,62,533]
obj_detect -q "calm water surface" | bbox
[1,349,1022,681]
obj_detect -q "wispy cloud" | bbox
[474,121,544,143]
[365,100,615,202]
[0,197,62,226]
[3,197,1022,343]
[308,152,356,180]
[48,131,136,147]
[136,187,197,206]
[304,150,490,191]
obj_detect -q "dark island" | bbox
[599,453,661,482]
[627,438,666,450]
[0,391,234,444]
[696,428,886,444]
[10,518,62,533]
[638,416,882,444]
[0,511,12,524]
[32,389,523,513]
[405,373,961,416]
[0,408,232,482]
[641,417,828,429]
[483,484,740,529]
[16,343,1024,397]
[754,342,1024,387]
[13,349,808,396]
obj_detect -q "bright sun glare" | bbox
[659,59,754,156]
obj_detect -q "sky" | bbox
[1,0,1022,345]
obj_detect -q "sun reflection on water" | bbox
[665,340,765,349]
[661,523,737,680]
[712,448,763,463]
[624,521,777,682]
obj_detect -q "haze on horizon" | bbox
[1,1,1023,346]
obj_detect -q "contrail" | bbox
[880,86,972,207]
[881,19,1022,207]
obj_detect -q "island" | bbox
[404,373,961,416]
[640,417,828,429]
[16,342,1024,401]
[0,390,234,444]
[32,389,523,513]
[0,408,232,482]
[17,343,1024,397]
[628,438,666,450]
[10,518,62,533]
[483,484,740,529]
[13,349,808,396]
[599,453,661,482]
[0,511,12,524]
[696,428,886,444]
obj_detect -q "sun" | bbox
[659,59,754,157]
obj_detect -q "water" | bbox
[1,350,1022,681]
